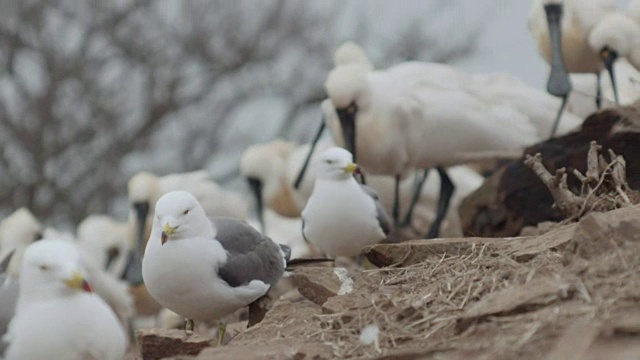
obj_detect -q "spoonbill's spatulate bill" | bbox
[529,0,617,131]
[543,2,573,138]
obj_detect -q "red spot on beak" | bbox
[82,280,93,293]
[354,165,362,175]
[161,231,168,245]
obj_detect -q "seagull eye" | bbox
[325,159,333,164]
[39,265,49,271]
[183,209,190,215]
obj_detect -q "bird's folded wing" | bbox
[359,185,392,235]
[211,218,284,288]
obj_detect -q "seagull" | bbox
[142,190,287,345]
[4,239,126,360]
[126,170,250,287]
[319,41,582,239]
[0,208,134,329]
[528,0,617,135]
[301,147,391,257]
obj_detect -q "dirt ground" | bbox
[129,204,640,360]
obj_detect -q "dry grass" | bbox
[255,225,640,359]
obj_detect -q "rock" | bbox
[364,223,577,267]
[460,107,640,238]
[290,267,354,306]
[182,339,332,360]
[568,205,640,260]
[136,329,213,360]
[456,277,572,332]
[545,319,601,360]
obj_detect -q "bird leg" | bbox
[596,72,602,109]
[217,322,227,346]
[293,118,326,190]
[600,47,620,105]
[392,174,401,226]
[549,94,569,139]
[424,167,454,239]
[401,169,430,227]
[184,318,194,334]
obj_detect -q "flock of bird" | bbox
[1,1,639,358]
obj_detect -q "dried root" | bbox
[524,141,638,220]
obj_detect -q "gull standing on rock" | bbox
[142,191,287,344]
[301,147,391,258]
[4,239,126,360]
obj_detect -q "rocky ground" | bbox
[129,204,640,360]
[127,107,640,359]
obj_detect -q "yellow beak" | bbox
[64,271,92,292]
[343,162,359,174]
[161,223,178,245]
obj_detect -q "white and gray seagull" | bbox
[301,147,391,258]
[142,190,287,345]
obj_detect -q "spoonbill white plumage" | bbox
[528,0,617,135]
[322,41,582,239]
[76,215,130,279]
[588,6,640,91]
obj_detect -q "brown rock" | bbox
[364,223,577,267]
[569,205,640,260]
[456,277,571,332]
[188,339,332,360]
[290,267,353,306]
[137,329,213,360]
[460,107,640,238]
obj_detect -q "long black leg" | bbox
[549,94,568,139]
[401,169,429,226]
[424,167,454,239]
[392,174,401,225]
[595,72,602,109]
[293,119,325,189]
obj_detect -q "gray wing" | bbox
[0,251,18,355]
[360,185,392,236]
[212,217,285,288]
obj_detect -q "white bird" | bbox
[126,170,251,286]
[240,140,302,227]
[77,215,131,279]
[0,208,43,272]
[322,41,582,239]
[0,208,134,328]
[4,239,126,360]
[0,251,17,354]
[587,4,640,98]
[528,0,617,133]
[301,147,391,257]
[243,139,483,239]
[142,191,287,344]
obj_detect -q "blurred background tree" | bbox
[0,0,489,225]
